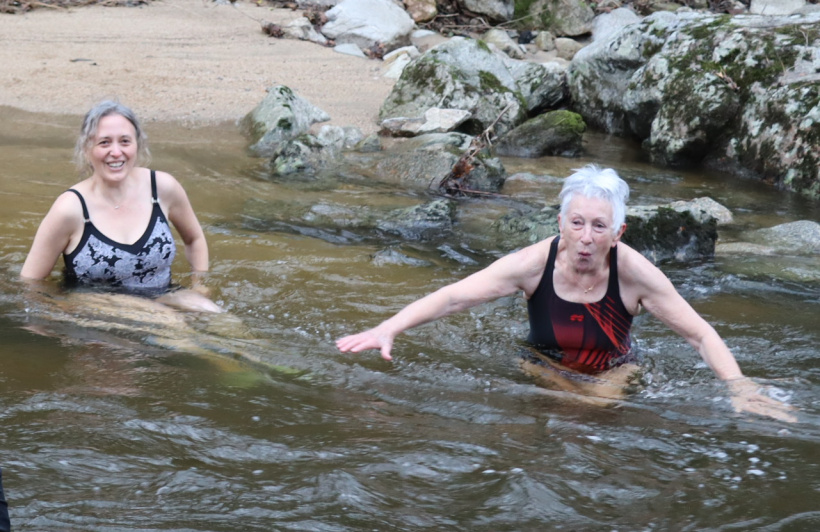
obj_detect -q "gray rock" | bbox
[241,86,330,158]
[622,205,718,263]
[283,17,329,45]
[334,43,367,58]
[495,110,585,158]
[380,37,566,138]
[380,108,472,136]
[750,0,806,15]
[666,197,733,225]
[567,11,820,199]
[321,0,416,54]
[749,220,820,255]
[363,132,506,192]
[377,198,456,241]
[483,28,525,59]
[592,7,641,42]
[524,0,595,37]
[554,37,585,61]
[458,0,514,22]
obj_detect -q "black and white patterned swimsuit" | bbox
[63,170,176,294]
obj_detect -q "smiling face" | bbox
[86,114,139,182]
[558,195,625,272]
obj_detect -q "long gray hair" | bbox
[558,165,630,235]
[73,100,150,174]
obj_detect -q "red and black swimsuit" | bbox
[526,236,636,374]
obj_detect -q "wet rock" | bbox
[748,220,820,255]
[623,206,717,263]
[372,247,432,267]
[267,125,364,176]
[377,198,456,241]
[241,85,330,158]
[495,110,585,158]
[492,206,560,249]
[666,197,733,225]
[362,132,506,192]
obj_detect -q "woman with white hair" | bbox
[337,165,795,421]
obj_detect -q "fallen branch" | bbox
[437,103,513,196]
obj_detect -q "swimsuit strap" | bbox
[547,235,560,275]
[150,169,158,204]
[66,189,90,223]
[608,243,620,293]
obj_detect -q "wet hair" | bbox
[558,165,630,235]
[73,100,150,174]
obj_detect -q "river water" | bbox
[1,106,818,531]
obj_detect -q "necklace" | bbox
[583,283,595,294]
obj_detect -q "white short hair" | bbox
[558,165,629,235]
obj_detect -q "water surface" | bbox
[1,106,818,531]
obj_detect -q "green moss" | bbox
[479,70,506,93]
[276,118,292,131]
[687,15,731,40]
[476,39,492,53]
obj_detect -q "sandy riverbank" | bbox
[0,0,397,133]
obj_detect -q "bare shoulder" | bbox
[152,169,182,193]
[616,242,678,311]
[151,169,189,205]
[506,237,554,296]
[49,189,87,223]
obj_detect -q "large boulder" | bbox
[320,0,416,54]
[241,86,330,158]
[380,37,566,138]
[495,110,585,157]
[567,11,820,199]
[356,132,506,192]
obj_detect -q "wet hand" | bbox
[336,327,394,361]
[727,377,797,423]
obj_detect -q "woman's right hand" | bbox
[336,326,395,361]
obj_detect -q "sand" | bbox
[0,0,398,133]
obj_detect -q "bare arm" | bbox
[20,192,84,280]
[336,240,551,361]
[157,171,209,275]
[619,244,795,421]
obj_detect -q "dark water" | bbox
[1,106,819,531]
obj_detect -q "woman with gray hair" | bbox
[337,165,795,422]
[21,100,220,312]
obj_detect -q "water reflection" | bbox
[0,107,818,530]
